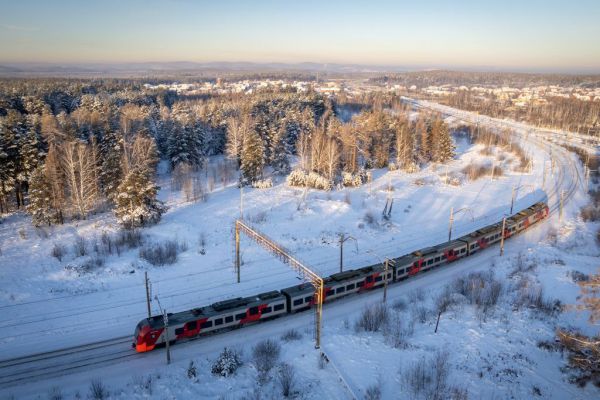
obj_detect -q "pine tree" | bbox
[270,126,290,175]
[114,167,166,229]
[0,119,17,212]
[99,131,123,202]
[19,127,43,189]
[240,129,265,185]
[433,120,455,163]
[27,166,61,226]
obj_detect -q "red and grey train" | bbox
[133,201,549,352]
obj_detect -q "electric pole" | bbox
[338,233,357,273]
[235,226,241,283]
[448,207,454,242]
[500,217,506,256]
[510,186,515,215]
[145,271,151,318]
[163,310,171,364]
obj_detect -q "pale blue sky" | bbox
[1,0,599,72]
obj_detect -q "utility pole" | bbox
[235,227,241,283]
[448,207,454,242]
[500,217,506,256]
[338,233,357,273]
[145,271,151,318]
[163,310,171,364]
[510,186,516,215]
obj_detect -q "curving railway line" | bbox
[0,100,586,391]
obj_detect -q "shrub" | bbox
[252,339,281,382]
[365,383,382,400]
[278,363,296,397]
[286,169,332,191]
[212,347,243,377]
[342,171,363,187]
[453,271,503,313]
[281,329,302,342]
[461,162,503,181]
[363,211,376,227]
[355,303,389,332]
[115,229,143,249]
[516,287,561,316]
[88,379,108,400]
[51,243,67,261]
[580,205,600,222]
[401,350,451,400]
[384,313,414,349]
[187,361,197,379]
[139,239,187,266]
[252,178,273,189]
[73,236,87,257]
[132,375,153,395]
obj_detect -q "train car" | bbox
[458,224,503,255]
[394,240,468,279]
[281,283,316,313]
[133,290,286,352]
[323,264,392,300]
[281,264,393,312]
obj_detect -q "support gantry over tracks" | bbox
[234,219,325,348]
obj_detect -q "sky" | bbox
[1,0,599,73]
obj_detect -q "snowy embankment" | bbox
[0,101,597,399]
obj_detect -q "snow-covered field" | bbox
[0,101,597,399]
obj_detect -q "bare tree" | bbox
[62,141,99,219]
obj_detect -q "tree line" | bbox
[0,79,456,227]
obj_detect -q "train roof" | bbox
[146,290,285,328]
[281,282,315,297]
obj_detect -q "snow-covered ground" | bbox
[0,101,597,399]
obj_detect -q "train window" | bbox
[347,283,355,290]
[336,286,345,294]
[461,248,466,253]
[235,313,246,321]
[305,296,313,302]
[375,276,382,282]
[357,281,364,287]
[186,321,198,331]
[225,316,233,323]
[427,259,433,265]
[470,244,476,249]
[249,306,259,315]
[263,306,272,314]
[366,276,373,283]
[215,318,223,326]
[435,257,441,263]
[201,321,212,329]
[399,268,405,274]
[442,254,447,259]
[293,299,303,306]
[274,304,285,311]
[175,327,184,335]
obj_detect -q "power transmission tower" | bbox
[234,219,325,348]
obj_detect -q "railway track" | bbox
[0,100,585,391]
[0,336,133,388]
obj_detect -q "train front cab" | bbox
[133,316,165,353]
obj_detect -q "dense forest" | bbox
[438,90,600,136]
[0,78,455,228]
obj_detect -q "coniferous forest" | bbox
[0,78,458,228]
